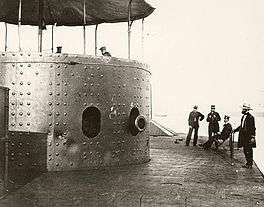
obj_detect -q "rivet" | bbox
[83,156,87,159]
[50,65,53,68]
[11,123,15,126]
[84,93,87,96]
[90,93,93,96]
[35,71,39,75]
[56,143,59,146]
[27,92,31,95]
[20,64,23,67]
[63,103,67,106]
[20,71,23,75]
[83,152,87,156]
[100,74,103,77]
[56,102,60,105]
[56,93,60,96]
[70,162,73,166]
[12,92,16,95]
[63,123,66,126]
[64,65,67,68]
[27,82,31,85]
[49,92,53,95]
[11,81,15,85]
[71,73,74,76]
[56,83,60,86]
[20,92,23,96]
[49,157,52,161]
[55,122,59,125]
[57,73,60,76]
[64,93,67,96]
[1,53,5,56]
[48,102,52,106]
[64,82,67,86]
[56,112,60,116]
[49,123,52,126]
[19,112,23,116]
[83,142,86,145]
[20,102,23,106]
[56,163,59,166]
[56,153,59,156]
[19,123,23,126]
[90,83,93,86]
[83,103,87,106]
[49,82,52,85]
[64,112,67,116]
[26,152,29,156]
[49,142,52,146]
[12,53,15,56]
[84,83,87,86]
[11,112,15,116]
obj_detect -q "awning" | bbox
[0,0,155,26]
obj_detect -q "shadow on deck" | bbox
[0,135,263,207]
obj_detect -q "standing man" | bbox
[234,103,256,169]
[186,105,205,146]
[206,105,221,141]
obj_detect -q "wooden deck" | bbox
[0,135,263,207]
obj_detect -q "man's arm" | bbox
[216,112,221,121]
[199,112,205,121]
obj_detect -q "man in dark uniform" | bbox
[186,105,205,146]
[234,103,256,169]
[206,105,221,141]
[99,46,111,57]
[203,115,232,149]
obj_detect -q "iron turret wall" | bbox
[0,52,151,171]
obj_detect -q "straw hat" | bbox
[241,103,252,110]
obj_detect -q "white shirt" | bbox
[241,114,247,128]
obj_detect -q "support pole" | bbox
[95,24,98,56]
[83,0,86,55]
[4,23,7,52]
[51,25,54,53]
[18,0,22,52]
[38,0,44,52]
[128,0,132,60]
[141,18,144,59]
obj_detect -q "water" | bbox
[153,113,264,174]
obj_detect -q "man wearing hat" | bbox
[203,115,232,149]
[206,105,221,141]
[99,46,111,57]
[186,105,205,146]
[234,103,256,169]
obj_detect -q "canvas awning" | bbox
[0,0,155,26]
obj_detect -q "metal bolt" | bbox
[56,83,60,86]
[83,103,87,106]
[84,83,87,86]
[20,71,23,75]
[20,82,23,85]
[64,112,67,116]
[20,102,23,105]
[11,112,15,116]
[48,102,52,106]
[56,153,59,156]
[48,112,52,116]
[19,123,23,126]
[20,92,23,96]
[56,93,60,96]
[19,112,23,116]
[49,82,52,85]
[49,92,53,95]
[63,123,66,126]
[57,73,60,76]
[56,102,60,105]
[12,92,15,95]
[11,123,15,126]
[27,92,31,95]
[63,103,67,106]
[56,143,59,146]
[49,123,52,126]
[55,122,59,125]
[35,71,39,75]
[83,142,86,145]
[56,112,60,116]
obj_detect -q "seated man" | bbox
[203,115,232,149]
[99,46,111,57]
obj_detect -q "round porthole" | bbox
[129,107,146,136]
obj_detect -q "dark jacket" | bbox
[234,113,256,148]
[102,51,111,57]
[188,111,204,128]
[206,111,221,132]
[220,122,232,140]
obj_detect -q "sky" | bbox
[0,0,263,117]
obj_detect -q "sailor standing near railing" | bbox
[186,105,205,146]
[234,103,256,169]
